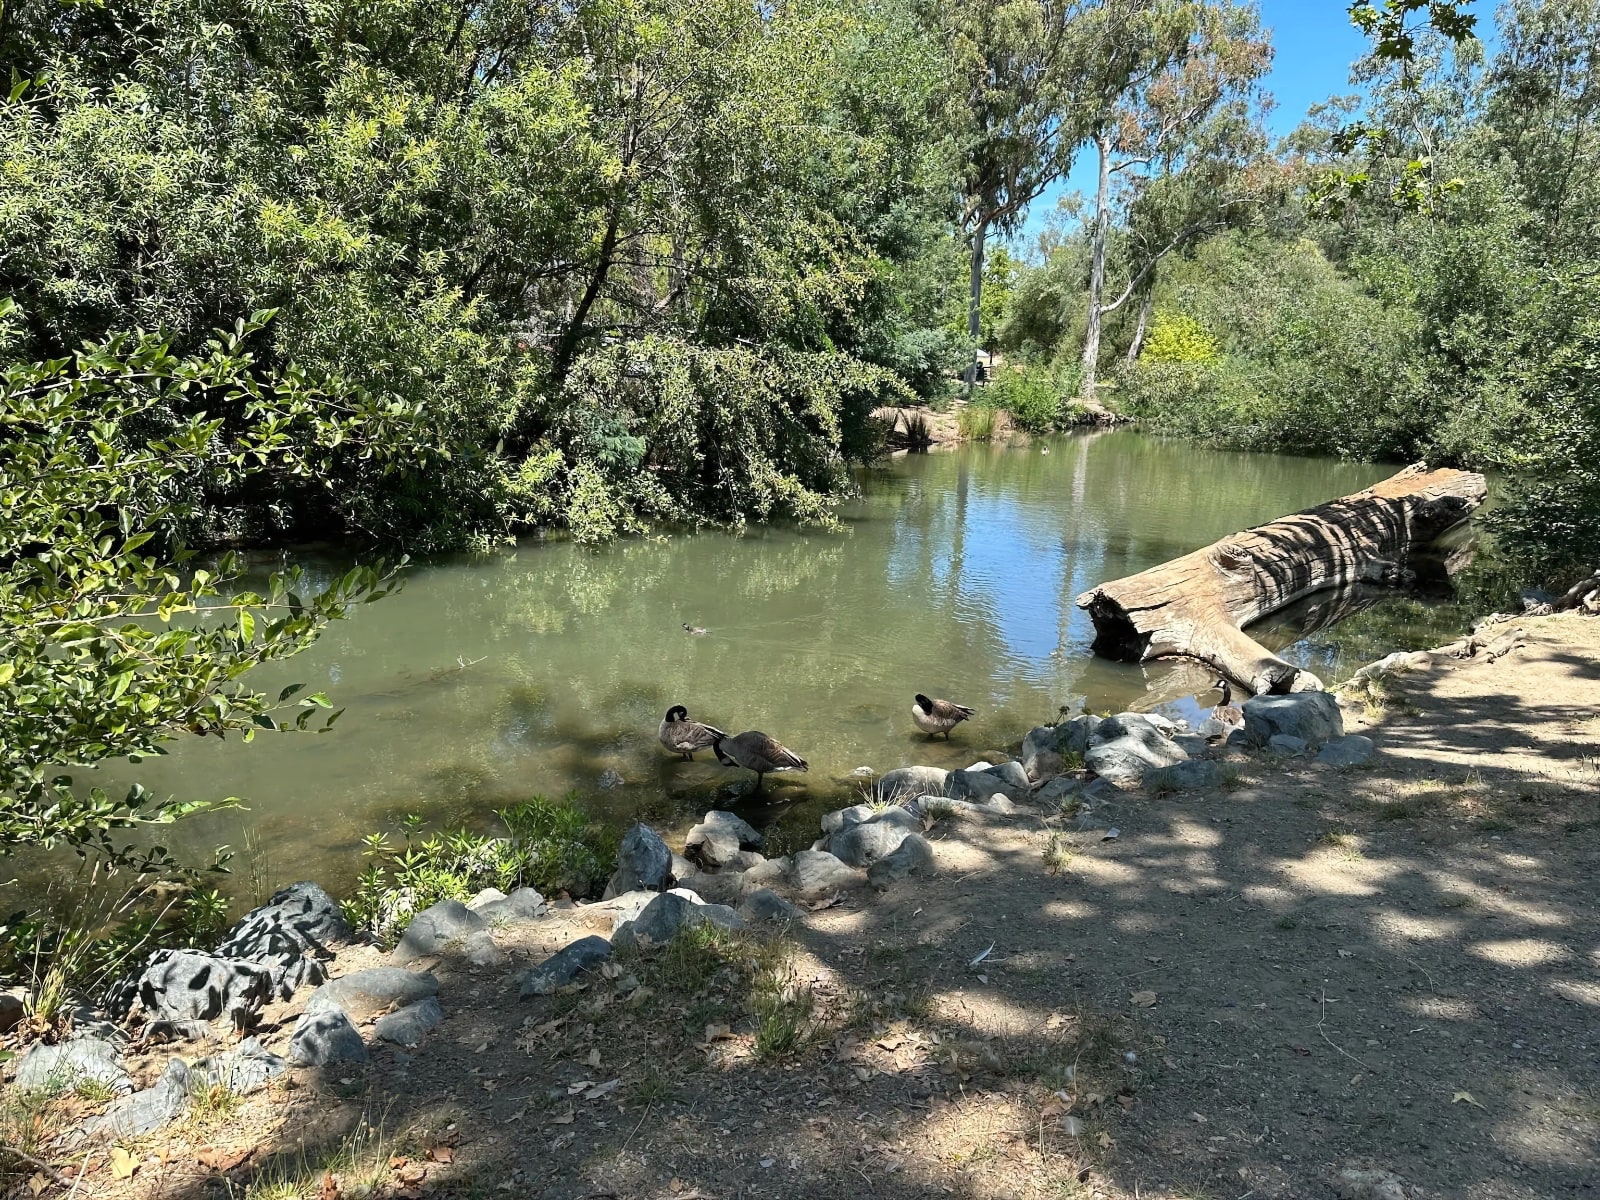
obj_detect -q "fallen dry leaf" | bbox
[109,1148,140,1181]
[1116,1093,1137,1112]
[1130,990,1156,1008]
[550,1110,576,1125]
[428,1145,454,1164]
[583,1079,621,1101]
[1453,1090,1486,1109]
[1096,1131,1116,1150]
[197,1144,255,1172]
[586,1048,602,1068]
[26,1173,47,1198]
[317,1171,342,1200]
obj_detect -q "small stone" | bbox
[472,887,548,924]
[597,768,626,790]
[188,1037,287,1096]
[373,996,444,1047]
[867,833,936,889]
[1086,713,1188,783]
[1336,1167,1407,1200]
[82,1059,191,1138]
[392,900,490,964]
[129,949,275,1026]
[465,888,508,911]
[518,937,613,998]
[305,968,439,1021]
[737,889,802,923]
[289,1009,369,1067]
[945,768,1030,804]
[983,760,1030,791]
[1317,734,1375,768]
[686,810,761,869]
[0,992,22,1033]
[1268,734,1309,755]
[1035,776,1083,811]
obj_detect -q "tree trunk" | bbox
[1126,284,1155,363]
[1074,463,1488,695]
[1080,132,1112,402]
[965,216,989,399]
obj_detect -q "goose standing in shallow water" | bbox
[658,705,726,761]
[912,693,976,739]
[712,731,808,793]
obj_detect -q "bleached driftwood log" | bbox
[1074,463,1488,694]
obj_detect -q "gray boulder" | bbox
[83,1059,191,1138]
[737,889,802,923]
[392,899,489,964]
[945,768,1030,804]
[1035,776,1083,811]
[131,949,274,1028]
[789,850,866,896]
[14,1036,131,1095]
[611,890,743,952]
[518,936,613,998]
[874,765,950,802]
[1021,715,1099,780]
[685,810,762,869]
[985,760,1030,791]
[1242,691,1343,749]
[373,996,444,1047]
[603,823,674,898]
[0,992,23,1033]
[1146,760,1224,792]
[288,1010,369,1067]
[867,833,936,889]
[189,1038,286,1096]
[1268,734,1308,755]
[1317,734,1375,768]
[820,803,876,835]
[215,881,350,999]
[829,817,914,868]
[471,887,547,924]
[305,967,439,1021]
[1086,713,1188,783]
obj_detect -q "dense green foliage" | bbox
[0,315,402,865]
[0,0,955,550]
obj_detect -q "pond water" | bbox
[74,430,1472,895]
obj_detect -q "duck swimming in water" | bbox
[658,705,727,761]
[683,623,709,636]
[912,693,976,739]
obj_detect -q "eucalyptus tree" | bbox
[942,0,1095,393]
[1076,0,1270,400]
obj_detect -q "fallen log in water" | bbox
[1074,463,1488,694]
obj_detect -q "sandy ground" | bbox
[17,614,1600,1200]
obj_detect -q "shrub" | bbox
[1140,311,1220,364]
[986,363,1084,433]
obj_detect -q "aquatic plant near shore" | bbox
[345,797,618,945]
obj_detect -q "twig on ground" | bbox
[1314,987,1372,1071]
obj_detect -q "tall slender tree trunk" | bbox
[1081,132,1112,402]
[965,216,989,399]
[1126,284,1155,363]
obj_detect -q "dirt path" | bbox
[36,615,1600,1200]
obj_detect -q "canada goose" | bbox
[712,731,808,792]
[912,693,976,739]
[683,623,708,636]
[1209,678,1245,732]
[658,706,726,761]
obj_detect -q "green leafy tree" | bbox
[0,311,402,867]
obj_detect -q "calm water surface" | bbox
[75,431,1466,894]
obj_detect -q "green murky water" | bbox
[73,430,1471,892]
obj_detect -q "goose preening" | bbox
[658,705,726,761]
[712,731,808,792]
[1207,678,1245,738]
[683,623,709,636]
[912,693,975,739]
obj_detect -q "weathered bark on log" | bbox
[1074,463,1488,694]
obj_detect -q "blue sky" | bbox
[1014,0,1413,247]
